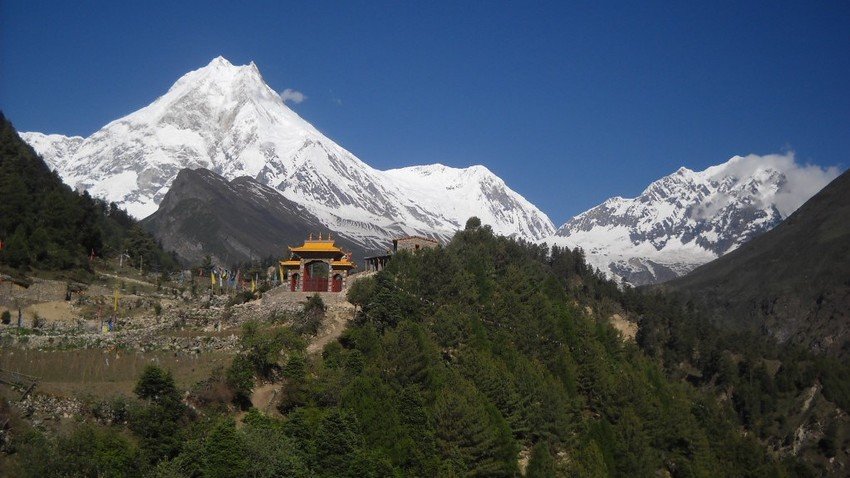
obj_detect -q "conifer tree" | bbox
[204,420,248,478]
[526,441,555,478]
[314,409,360,477]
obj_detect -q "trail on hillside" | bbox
[96,272,156,287]
[247,298,355,414]
[307,301,356,354]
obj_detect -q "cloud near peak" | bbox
[713,152,841,217]
[280,88,306,104]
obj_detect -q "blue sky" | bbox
[1,1,848,224]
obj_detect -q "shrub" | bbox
[134,365,180,406]
[226,354,254,407]
[304,293,326,315]
[91,396,129,424]
[293,294,326,336]
[283,354,307,381]
[293,311,323,337]
[227,290,255,306]
[346,277,375,309]
[192,367,235,409]
[15,424,139,477]
[239,321,305,377]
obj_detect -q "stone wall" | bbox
[395,236,438,252]
[0,279,69,308]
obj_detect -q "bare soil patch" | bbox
[609,313,638,341]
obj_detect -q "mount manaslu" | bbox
[21,57,837,282]
[21,56,554,253]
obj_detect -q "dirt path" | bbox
[261,286,359,355]
[96,272,156,287]
[250,383,281,415]
[307,302,356,354]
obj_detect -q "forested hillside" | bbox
[0,112,176,274]
[661,169,850,357]
[5,221,827,477]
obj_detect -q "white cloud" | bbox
[280,88,306,104]
[710,152,841,217]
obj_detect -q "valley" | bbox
[1,45,847,477]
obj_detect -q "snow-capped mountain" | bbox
[21,56,555,252]
[20,133,84,171]
[544,154,839,286]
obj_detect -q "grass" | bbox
[0,347,232,398]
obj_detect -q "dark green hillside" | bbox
[662,169,850,357]
[5,222,802,477]
[0,112,176,274]
[327,225,791,476]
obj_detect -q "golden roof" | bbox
[280,260,301,267]
[331,259,355,269]
[289,239,343,253]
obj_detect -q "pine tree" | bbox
[2,224,29,268]
[134,365,180,407]
[314,409,360,477]
[526,441,555,478]
[204,419,248,478]
[434,379,518,477]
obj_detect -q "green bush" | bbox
[239,321,305,377]
[294,295,325,336]
[346,277,374,309]
[227,290,255,306]
[226,354,255,405]
[14,424,139,478]
[134,365,180,406]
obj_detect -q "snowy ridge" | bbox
[544,154,839,285]
[20,132,84,172]
[21,56,555,252]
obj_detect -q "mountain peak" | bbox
[22,58,554,248]
[208,55,234,67]
[183,56,266,86]
[548,153,838,285]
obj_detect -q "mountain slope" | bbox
[545,154,838,285]
[21,57,554,252]
[0,112,175,273]
[141,168,368,266]
[662,169,850,356]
